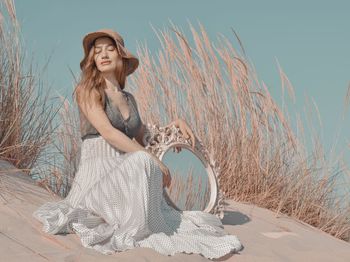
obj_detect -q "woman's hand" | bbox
[147,152,171,188]
[142,150,172,188]
[158,161,172,188]
[171,118,196,153]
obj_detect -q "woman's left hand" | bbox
[171,119,196,153]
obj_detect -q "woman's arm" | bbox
[134,122,147,147]
[77,88,147,153]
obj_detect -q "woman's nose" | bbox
[101,50,109,58]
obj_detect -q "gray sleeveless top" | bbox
[79,90,142,141]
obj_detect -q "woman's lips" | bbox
[101,61,111,65]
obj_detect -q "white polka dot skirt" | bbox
[32,136,243,259]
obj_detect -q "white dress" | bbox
[32,91,243,259]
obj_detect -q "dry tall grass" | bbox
[0,0,60,190]
[127,21,349,241]
[1,0,349,244]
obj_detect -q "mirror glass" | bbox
[161,145,211,211]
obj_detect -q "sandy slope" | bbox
[1,160,349,261]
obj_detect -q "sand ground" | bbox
[1,160,349,261]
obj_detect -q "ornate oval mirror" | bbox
[142,123,225,219]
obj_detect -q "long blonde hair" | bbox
[72,36,128,109]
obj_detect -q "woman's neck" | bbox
[102,73,122,92]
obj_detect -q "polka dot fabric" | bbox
[32,136,243,259]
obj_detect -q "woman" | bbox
[32,28,243,260]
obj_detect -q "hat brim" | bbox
[80,31,139,75]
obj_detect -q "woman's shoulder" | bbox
[123,89,132,97]
[76,86,104,109]
[76,85,101,96]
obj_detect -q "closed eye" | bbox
[95,45,115,53]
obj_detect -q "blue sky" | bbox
[14,1,350,173]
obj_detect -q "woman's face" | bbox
[93,36,122,73]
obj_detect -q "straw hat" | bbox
[80,28,139,76]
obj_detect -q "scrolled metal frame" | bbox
[142,123,225,219]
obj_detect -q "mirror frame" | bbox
[142,123,225,219]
